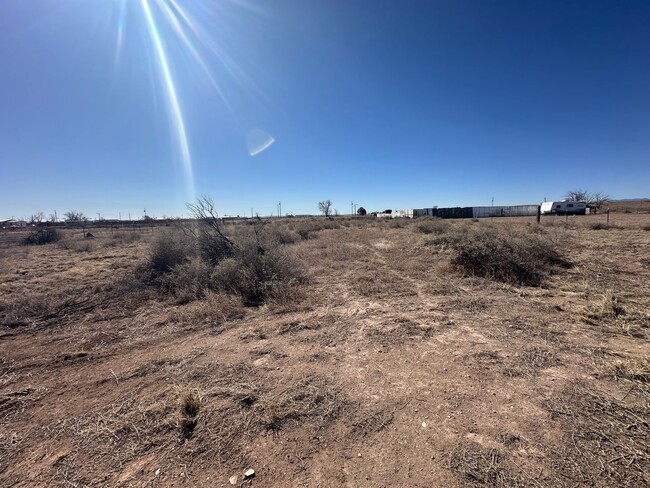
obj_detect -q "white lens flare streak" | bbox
[140,0,195,200]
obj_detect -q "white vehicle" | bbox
[540,201,587,215]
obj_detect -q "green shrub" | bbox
[22,227,61,245]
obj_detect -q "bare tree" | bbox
[184,196,236,264]
[565,189,590,202]
[318,200,333,217]
[591,191,610,209]
[565,189,610,209]
[64,211,87,222]
[29,212,44,224]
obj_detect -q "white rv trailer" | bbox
[540,201,587,215]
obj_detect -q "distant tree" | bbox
[29,212,44,224]
[357,206,367,216]
[591,191,610,209]
[64,211,87,222]
[318,200,333,217]
[565,190,590,202]
[383,209,392,214]
[48,213,57,223]
[565,189,610,209]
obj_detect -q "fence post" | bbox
[606,209,610,225]
[537,206,541,224]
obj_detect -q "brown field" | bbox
[1,211,649,487]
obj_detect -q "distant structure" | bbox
[390,205,539,219]
[0,219,27,228]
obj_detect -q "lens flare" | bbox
[114,0,127,69]
[155,0,231,111]
[140,0,195,201]
[247,129,275,156]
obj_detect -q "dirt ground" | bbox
[1,212,649,487]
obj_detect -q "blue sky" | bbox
[1,0,648,219]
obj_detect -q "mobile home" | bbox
[540,201,587,215]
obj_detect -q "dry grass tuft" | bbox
[178,389,201,440]
[613,357,650,384]
[581,290,648,336]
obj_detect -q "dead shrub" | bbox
[414,217,449,235]
[158,258,212,303]
[22,227,61,245]
[211,240,305,306]
[264,224,300,245]
[147,231,194,277]
[444,227,569,286]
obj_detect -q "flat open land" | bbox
[1,212,649,487]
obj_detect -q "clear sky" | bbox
[1,0,648,219]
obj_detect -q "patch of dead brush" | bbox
[365,317,435,346]
[448,442,527,487]
[347,409,394,439]
[260,374,347,432]
[546,382,649,486]
[503,346,560,377]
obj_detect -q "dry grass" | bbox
[581,290,649,336]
